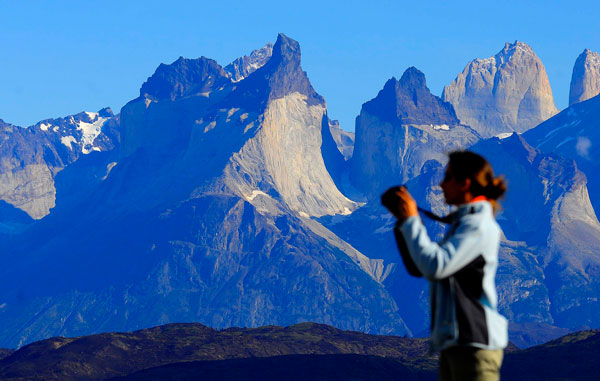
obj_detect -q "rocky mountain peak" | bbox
[362,67,459,126]
[270,33,301,66]
[569,48,600,106]
[98,107,114,118]
[140,56,231,101]
[351,68,478,196]
[398,66,427,89]
[499,41,535,60]
[229,33,324,111]
[443,41,558,137]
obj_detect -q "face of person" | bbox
[440,164,468,205]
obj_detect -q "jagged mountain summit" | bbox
[443,41,558,137]
[351,66,479,197]
[225,43,274,82]
[569,48,600,106]
[0,108,118,220]
[0,34,407,349]
[124,33,354,218]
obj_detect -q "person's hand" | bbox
[381,186,418,222]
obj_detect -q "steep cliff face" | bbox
[569,49,600,106]
[443,41,558,137]
[223,35,355,217]
[0,109,118,219]
[351,67,479,198]
[328,120,354,160]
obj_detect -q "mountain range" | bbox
[0,33,599,354]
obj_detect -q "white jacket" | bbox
[398,200,508,352]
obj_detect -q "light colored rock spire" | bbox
[569,48,600,106]
[443,41,558,137]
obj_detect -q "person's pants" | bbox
[439,346,503,381]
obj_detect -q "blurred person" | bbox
[382,151,508,381]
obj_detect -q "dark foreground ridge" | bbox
[0,322,598,380]
[0,322,435,380]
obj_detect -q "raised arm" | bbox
[398,214,484,280]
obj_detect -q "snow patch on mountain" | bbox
[61,136,77,149]
[78,115,108,154]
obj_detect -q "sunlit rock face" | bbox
[443,41,558,137]
[226,93,356,217]
[569,49,600,106]
[0,109,118,219]
[351,67,479,198]
[327,120,354,160]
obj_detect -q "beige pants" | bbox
[439,346,503,381]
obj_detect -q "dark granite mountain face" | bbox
[140,56,231,101]
[569,48,600,106]
[362,67,460,126]
[524,93,600,216]
[229,33,325,111]
[351,67,479,197]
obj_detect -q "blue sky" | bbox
[1,0,599,131]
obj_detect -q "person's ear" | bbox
[460,178,471,192]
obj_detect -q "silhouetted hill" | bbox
[0,322,436,380]
[502,330,600,380]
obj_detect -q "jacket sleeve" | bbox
[397,215,483,280]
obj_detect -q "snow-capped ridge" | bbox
[225,42,274,82]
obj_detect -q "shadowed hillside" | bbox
[0,322,436,380]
